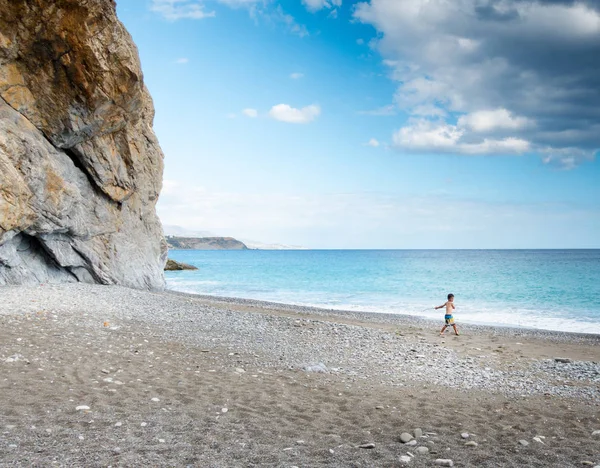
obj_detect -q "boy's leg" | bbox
[452,324,459,335]
[440,325,447,335]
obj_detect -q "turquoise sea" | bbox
[166,250,600,334]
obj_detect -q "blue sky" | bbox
[116,0,600,248]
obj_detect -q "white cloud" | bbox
[290,72,304,79]
[269,6,309,37]
[457,109,533,133]
[218,0,265,6]
[540,147,597,170]
[269,104,320,124]
[354,0,600,167]
[302,0,342,13]
[175,57,189,64]
[366,138,380,147]
[393,119,530,155]
[151,1,309,38]
[242,108,258,118]
[356,38,365,45]
[151,0,215,20]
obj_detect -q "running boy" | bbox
[435,293,459,336]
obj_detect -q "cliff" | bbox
[166,236,248,251]
[0,0,167,288]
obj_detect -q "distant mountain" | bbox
[166,236,248,250]
[161,225,305,250]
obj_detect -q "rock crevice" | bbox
[0,0,167,288]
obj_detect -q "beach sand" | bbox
[1,284,599,467]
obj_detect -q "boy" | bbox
[435,293,459,336]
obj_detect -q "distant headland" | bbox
[166,236,248,251]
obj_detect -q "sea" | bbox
[165,249,600,335]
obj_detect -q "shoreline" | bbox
[1,283,599,467]
[163,288,600,341]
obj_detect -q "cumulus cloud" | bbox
[393,119,530,155]
[269,104,321,123]
[457,109,533,133]
[366,138,380,147]
[242,108,258,118]
[302,0,342,13]
[290,72,304,79]
[354,0,600,167]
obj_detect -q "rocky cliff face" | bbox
[0,0,167,288]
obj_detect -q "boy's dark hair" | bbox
[447,293,454,300]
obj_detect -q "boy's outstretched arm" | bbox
[434,302,447,310]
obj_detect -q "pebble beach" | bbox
[1,283,599,467]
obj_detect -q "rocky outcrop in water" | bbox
[164,259,198,271]
[0,0,167,288]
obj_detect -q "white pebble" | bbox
[75,406,90,411]
[221,408,228,413]
[115,422,122,427]
[141,422,147,427]
[151,397,160,402]
[435,460,454,467]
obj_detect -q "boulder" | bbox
[165,259,198,271]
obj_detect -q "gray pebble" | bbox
[400,432,414,443]
[554,357,571,363]
[414,428,423,438]
[416,446,429,454]
[518,440,529,446]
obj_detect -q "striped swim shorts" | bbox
[445,315,455,325]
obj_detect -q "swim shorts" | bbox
[445,315,455,325]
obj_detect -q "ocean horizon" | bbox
[166,249,600,335]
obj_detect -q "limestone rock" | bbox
[0,0,166,288]
[165,259,198,271]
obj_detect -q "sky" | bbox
[116,0,600,249]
